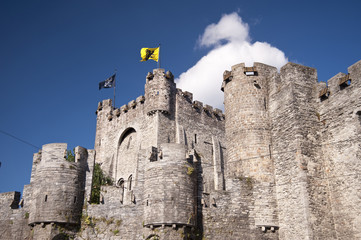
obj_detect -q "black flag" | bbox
[99,74,116,90]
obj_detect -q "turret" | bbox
[222,62,277,181]
[222,63,279,230]
[144,69,176,115]
[28,143,88,225]
[143,143,196,229]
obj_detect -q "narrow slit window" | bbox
[194,134,197,144]
[128,175,132,191]
[44,195,48,202]
[264,98,267,110]
[118,178,125,204]
[74,196,77,203]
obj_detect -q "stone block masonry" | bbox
[0,60,360,240]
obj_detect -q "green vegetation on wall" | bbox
[90,163,113,204]
[66,149,75,162]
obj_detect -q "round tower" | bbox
[143,143,196,229]
[29,143,87,225]
[144,69,176,115]
[222,62,278,182]
[222,63,280,229]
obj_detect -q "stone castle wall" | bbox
[0,60,360,240]
[318,60,361,239]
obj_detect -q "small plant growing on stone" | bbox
[187,166,195,175]
[315,112,320,121]
[116,219,122,226]
[24,212,29,219]
[106,217,114,225]
[66,149,75,162]
[245,177,253,189]
[84,216,92,225]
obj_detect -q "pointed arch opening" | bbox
[128,175,133,190]
[116,127,138,193]
[117,178,125,204]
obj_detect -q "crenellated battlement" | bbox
[222,62,278,92]
[317,60,361,103]
[33,143,88,167]
[176,88,225,121]
[96,75,225,123]
[27,143,90,225]
[5,59,360,240]
[96,95,146,121]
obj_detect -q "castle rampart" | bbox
[1,59,360,240]
[317,59,361,239]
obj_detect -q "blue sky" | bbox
[1,0,361,194]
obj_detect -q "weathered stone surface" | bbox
[1,60,360,240]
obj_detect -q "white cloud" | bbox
[176,12,288,109]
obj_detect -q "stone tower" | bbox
[143,143,196,229]
[1,60,361,240]
[222,63,279,229]
[26,143,90,239]
[144,69,176,116]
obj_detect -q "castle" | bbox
[1,59,360,240]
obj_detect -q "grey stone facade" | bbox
[0,60,360,240]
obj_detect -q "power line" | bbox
[0,129,41,150]
[0,129,64,159]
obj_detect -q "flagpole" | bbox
[114,69,117,109]
[158,43,161,69]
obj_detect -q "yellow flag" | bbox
[140,47,159,62]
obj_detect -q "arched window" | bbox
[117,178,125,187]
[119,128,136,146]
[116,128,137,184]
[117,178,125,204]
[146,234,160,240]
[128,175,132,190]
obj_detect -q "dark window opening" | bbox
[128,175,132,190]
[340,79,351,90]
[44,195,48,202]
[320,94,329,102]
[118,178,125,204]
[339,74,351,90]
[319,87,330,102]
[244,67,258,76]
[119,128,136,146]
[357,111,361,124]
[264,98,267,110]
[194,134,197,144]
[74,196,77,203]
[127,136,132,149]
